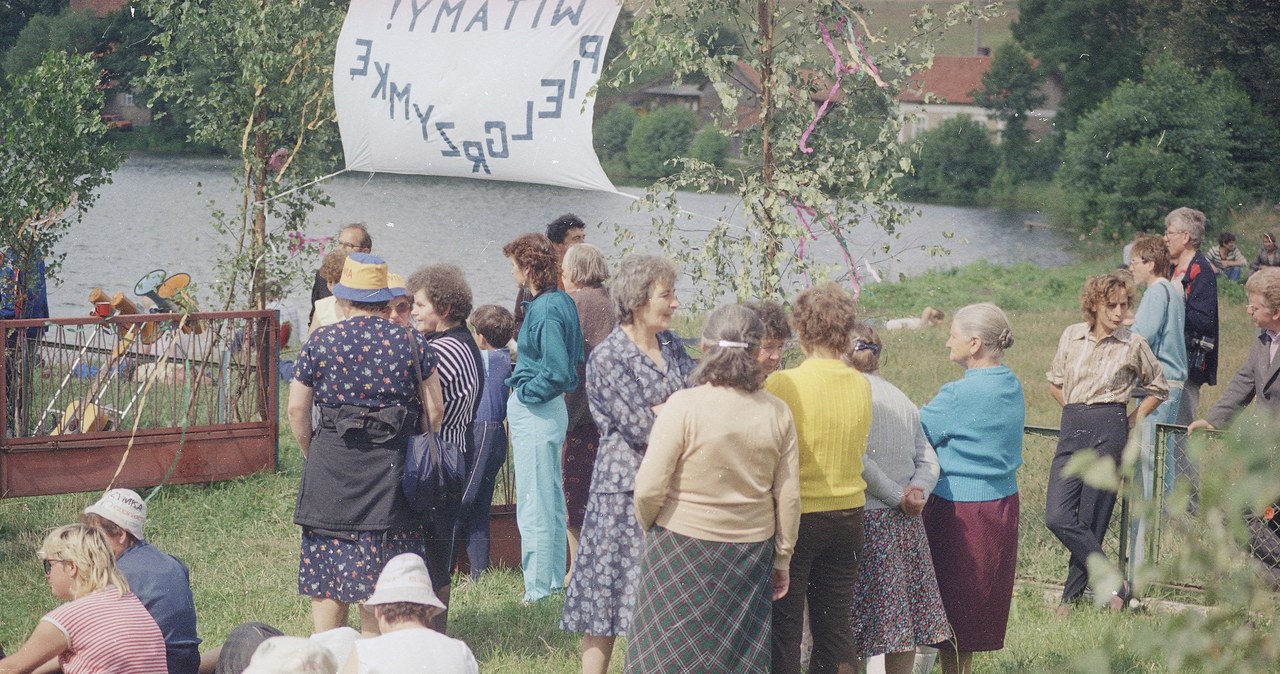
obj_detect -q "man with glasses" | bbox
[1163,207,1219,512]
[309,224,372,325]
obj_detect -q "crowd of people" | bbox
[4,205,1280,674]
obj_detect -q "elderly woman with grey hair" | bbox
[560,254,695,674]
[559,243,619,574]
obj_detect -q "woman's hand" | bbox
[900,487,926,517]
[770,568,790,600]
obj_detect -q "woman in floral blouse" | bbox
[560,254,694,674]
[287,253,444,634]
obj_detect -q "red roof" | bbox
[70,0,127,18]
[898,55,993,105]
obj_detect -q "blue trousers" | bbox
[456,419,508,578]
[1128,387,1182,580]
[508,393,569,602]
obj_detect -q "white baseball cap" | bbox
[364,553,445,609]
[242,636,337,674]
[83,489,147,541]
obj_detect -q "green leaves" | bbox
[0,50,122,280]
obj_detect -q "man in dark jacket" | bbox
[1164,206,1219,511]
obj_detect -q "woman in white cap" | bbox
[287,253,445,634]
[341,553,479,674]
[0,523,167,673]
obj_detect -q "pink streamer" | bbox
[792,198,862,297]
[799,20,856,154]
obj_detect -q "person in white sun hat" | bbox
[340,553,478,674]
[81,488,201,674]
[242,636,337,674]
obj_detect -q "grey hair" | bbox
[1165,207,1206,248]
[952,302,1014,360]
[610,254,678,326]
[690,304,765,392]
[562,243,609,288]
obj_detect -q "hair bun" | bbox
[998,328,1014,350]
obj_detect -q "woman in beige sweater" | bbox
[624,304,801,674]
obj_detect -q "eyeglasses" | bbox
[42,558,66,574]
[1247,304,1273,314]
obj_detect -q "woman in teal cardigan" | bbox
[919,302,1024,674]
[503,232,584,604]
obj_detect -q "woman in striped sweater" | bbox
[0,524,166,673]
[407,264,483,630]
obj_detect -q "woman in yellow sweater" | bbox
[764,283,871,674]
[625,304,801,673]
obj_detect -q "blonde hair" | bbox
[1246,267,1280,313]
[39,524,129,598]
[562,243,610,288]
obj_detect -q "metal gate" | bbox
[1,310,278,497]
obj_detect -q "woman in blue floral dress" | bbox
[287,253,444,634]
[560,254,695,674]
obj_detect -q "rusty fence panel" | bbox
[1,310,278,497]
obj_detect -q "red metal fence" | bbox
[1,310,278,497]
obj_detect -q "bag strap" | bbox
[407,328,434,430]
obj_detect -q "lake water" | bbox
[50,154,1075,319]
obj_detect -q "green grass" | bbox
[1,251,1268,672]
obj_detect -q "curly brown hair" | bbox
[503,233,560,292]
[791,283,858,354]
[1080,272,1135,327]
[319,250,349,284]
[406,264,473,323]
[743,300,792,341]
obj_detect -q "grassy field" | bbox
[0,248,1271,671]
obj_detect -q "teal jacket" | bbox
[506,288,584,405]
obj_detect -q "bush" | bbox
[593,103,637,175]
[899,116,999,205]
[1057,55,1279,239]
[688,126,728,168]
[626,105,697,181]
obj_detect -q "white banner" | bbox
[333,0,620,192]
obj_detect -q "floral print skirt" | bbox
[297,526,427,604]
[560,491,644,636]
[850,508,953,657]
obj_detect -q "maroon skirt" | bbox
[562,422,600,529]
[922,492,1019,652]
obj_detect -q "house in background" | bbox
[897,54,1059,143]
[70,0,152,127]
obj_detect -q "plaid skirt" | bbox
[624,527,773,673]
[850,508,953,657]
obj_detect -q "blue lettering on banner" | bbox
[462,141,492,173]
[350,38,373,77]
[433,0,466,32]
[503,0,526,30]
[413,104,435,140]
[579,34,603,74]
[513,102,534,140]
[371,61,391,99]
[531,0,548,28]
[465,1,489,31]
[386,0,401,29]
[437,123,461,156]
[539,78,564,118]
[408,0,432,31]
[568,59,579,98]
[485,121,509,157]
[550,0,585,27]
[389,81,412,119]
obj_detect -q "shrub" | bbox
[688,126,728,168]
[899,116,999,205]
[626,105,698,181]
[593,103,637,174]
